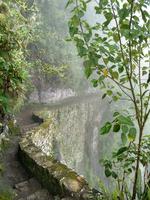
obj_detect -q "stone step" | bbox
[18,189,53,200]
[21,123,38,133]
[14,178,42,199]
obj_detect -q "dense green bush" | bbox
[0,1,32,118]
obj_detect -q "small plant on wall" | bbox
[67,0,150,199]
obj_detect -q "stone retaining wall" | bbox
[18,133,99,200]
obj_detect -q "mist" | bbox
[0,0,149,199]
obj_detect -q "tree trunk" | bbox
[132,127,143,200]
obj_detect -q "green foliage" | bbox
[100,122,112,135]
[0,1,32,116]
[100,113,137,145]
[67,0,150,199]
[0,186,15,200]
[0,139,9,153]
[101,135,150,199]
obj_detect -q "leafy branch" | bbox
[67,0,150,199]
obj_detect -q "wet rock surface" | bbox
[17,96,105,199]
[1,97,104,200]
[19,132,98,200]
[1,106,98,200]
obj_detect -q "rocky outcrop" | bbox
[0,118,19,151]
[19,133,99,199]
[18,95,106,199]
[29,88,99,104]
[14,178,53,200]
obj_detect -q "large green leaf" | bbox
[121,125,129,134]
[121,132,127,145]
[105,168,112,177]
[84,60,92,78]
[116,146,128,156]
[128,127,137,141]
[113,123,120,132]
[118,115,134,126]
[100,122,112,135]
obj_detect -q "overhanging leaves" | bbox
[100,122,112,135]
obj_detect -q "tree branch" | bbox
[138,47,143,125]
[110,0,140,126]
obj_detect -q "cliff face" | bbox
[18,95,110,199]
[29,96,107,189]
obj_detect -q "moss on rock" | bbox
[18,134,97,199]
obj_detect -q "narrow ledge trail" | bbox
[1,106,72,200]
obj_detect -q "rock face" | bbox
[30,96,107,185]
[29,88,99,104]
[18,133,99,199]
[14,178,53,200]
[18,95,108,199]
[0,118,19,151]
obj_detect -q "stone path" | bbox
[15,179,52,200]
[1,103,102,200]
[2,121,53,199]
[1,107,72,200]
